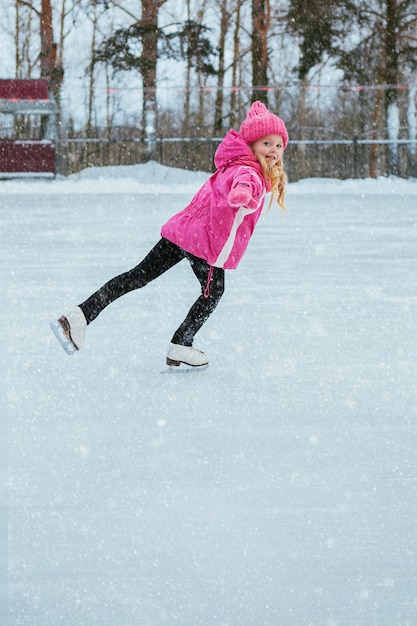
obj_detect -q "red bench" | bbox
[0,79,57,177]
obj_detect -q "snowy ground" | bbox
[3,163,417,625]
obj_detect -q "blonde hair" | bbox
[254,151,288,211]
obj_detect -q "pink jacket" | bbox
[160,129,270,269]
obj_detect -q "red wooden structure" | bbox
[0,79,57,177]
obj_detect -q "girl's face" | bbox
[251,134,284,164]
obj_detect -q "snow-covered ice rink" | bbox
[3,163,417,625]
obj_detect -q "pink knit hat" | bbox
[239,101,289,149]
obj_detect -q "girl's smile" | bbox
[251,134,284,163]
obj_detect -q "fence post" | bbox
[353,136,358,178]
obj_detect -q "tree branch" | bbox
[17,0,40,17]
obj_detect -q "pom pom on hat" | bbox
[239,101,289,148]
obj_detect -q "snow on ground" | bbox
[3,163,417,625]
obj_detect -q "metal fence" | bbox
[57,137,417,180]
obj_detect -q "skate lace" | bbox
[204,265,214,298]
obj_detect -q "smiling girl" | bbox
[51,101,289,368]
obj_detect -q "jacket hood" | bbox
[214,129,262,172]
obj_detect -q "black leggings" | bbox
[79,238,225,346]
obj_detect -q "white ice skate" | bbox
[50,306,87,355]
[166,342,209,368]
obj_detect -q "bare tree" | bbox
[85,3,100,140]
[93,0,167,156]
[214,0,233,133]
[16,0,64,99]
[13,0,64,129]
[384,0,401,174]
[230,0,244,128]
[178,0,217,135]
[14,0,36,78]
[252,0,271,104]
[141,0,167,155]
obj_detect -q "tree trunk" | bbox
[214,1,231,133]
[15,0,20,77]
[407,83,417,177]
[14,0,35,78]
[251,0,270,104]
[39,0,63,138]
[140,0,166,158]
[40,0,54,79]
[85,7,98,140]
[230,0,242,129]
[40,0,63,97]
[183,0,192,135]
[369,88,384,178]
[384,0,400,176]
[55,0,67,126]
[299,77,307,159]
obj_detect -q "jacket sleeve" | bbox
[227,168,264,209]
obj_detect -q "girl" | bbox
[51,101,289,367]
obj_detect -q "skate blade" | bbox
[162,363,209,374]
[49,320,77,355]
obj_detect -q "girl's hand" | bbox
[227,183,253,207]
